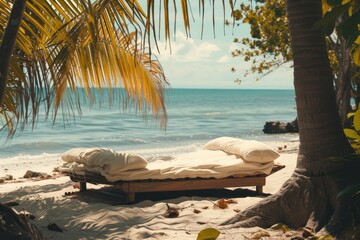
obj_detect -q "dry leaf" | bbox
[202,206,209,209]
[194,209,201,214]
[164,203,179,218]
[271,223,290,233]
[233,208,241,213]
[197,228,220,240]
[225,199,238,204]
[251,230,270,239]
[215,199,228,209]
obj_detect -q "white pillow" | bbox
[61,148,90,163]
[224,140,280,163]
[204,137,245,150]
[204,137,279,163]
[61,148,148,173]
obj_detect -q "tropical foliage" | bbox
[321,0,360,63]
[0,0,172,138]
[344,104,360,152]
[230,0,360,123]
[230,0,291,82]
[230,0,360,79]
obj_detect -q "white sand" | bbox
[0,140,299,240]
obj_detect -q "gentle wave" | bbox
[0,89,297,159]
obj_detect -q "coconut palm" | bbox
[0,0,172,137]
[1,0,360,238]
[223,0,360,237]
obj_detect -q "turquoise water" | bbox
[0,89,297,159]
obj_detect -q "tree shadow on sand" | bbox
[68,186,271,206]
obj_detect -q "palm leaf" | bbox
[1,0,233,137]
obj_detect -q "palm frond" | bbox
[1,0,233,138]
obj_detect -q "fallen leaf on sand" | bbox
[197,228,220,240]
[197,221,206,225]
[233,208,241,213]
[214,199,228,209]
[251,230,270,239]
[164,203,179,218]
[225,199,238,204]
[193,209,201,214]
[271,223,290,233]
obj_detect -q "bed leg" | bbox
[126,193,135,203]
[256,186,263,194]
[80,182,87,192]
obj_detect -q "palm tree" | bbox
[0,0,168,137]
[1,0,359,238]
[223,0,360,237]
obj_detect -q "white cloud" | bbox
[217,55,230,63]
[154,32,220,62]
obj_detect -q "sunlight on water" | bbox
[0,89,297,159]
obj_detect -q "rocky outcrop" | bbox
[0,175,14,183]
[263,118,298,134]
[23,171,49,179]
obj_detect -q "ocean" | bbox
[0,88,298,162]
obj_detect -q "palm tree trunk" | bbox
[289,0,353,168]
[0,0,27,105]
[336,41,352,125]
[223,0,359,237]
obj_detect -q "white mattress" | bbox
[60,149,274,182]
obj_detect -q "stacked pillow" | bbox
[61,148,148,173]
[204,137,279,163]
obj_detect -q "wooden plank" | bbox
[66,165,287,199]
[118,177,266,193]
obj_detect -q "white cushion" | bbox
[61,148,148,173]
[204,137,244,150]
[204,137,279,163]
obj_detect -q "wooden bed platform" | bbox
[67,164,285,203]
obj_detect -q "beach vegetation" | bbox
[1,0,360,239]
[223,0,360,238]
[196,228,220,240]
[230,0,360,125]
[344,104,360,152]
[0,0,168,138]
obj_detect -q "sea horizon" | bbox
[0,88,298,162]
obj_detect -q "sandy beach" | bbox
[0,140,299,240]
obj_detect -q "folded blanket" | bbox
[59,137,279,182]
[61,148,148,173]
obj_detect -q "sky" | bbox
[148,1,294,90]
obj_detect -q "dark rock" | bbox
[164,203,179,218]
[0,175,13,183]
[23,171,48,179]
[263,118,299,134]
[285,118,299,133]
[4,175,13,181]
[263,121,287,134]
